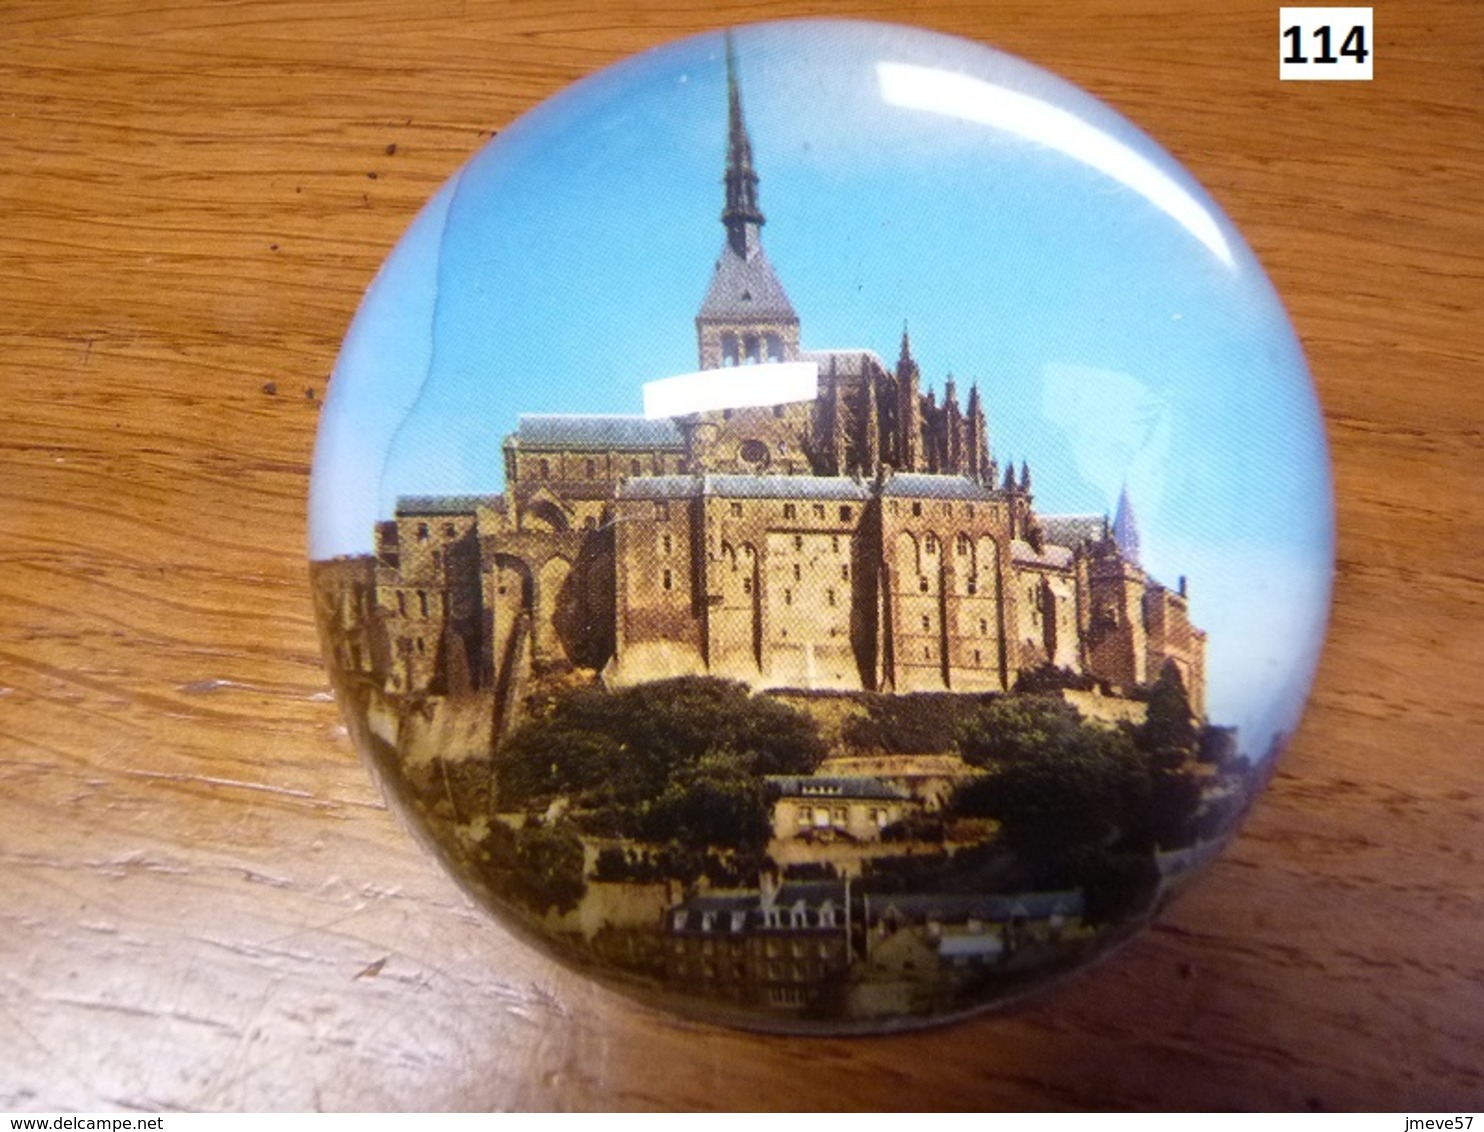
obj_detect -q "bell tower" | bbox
[695,35,801,371]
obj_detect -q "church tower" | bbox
[695,38,801,371]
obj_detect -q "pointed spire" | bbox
[898,323,914,366]
[1019,460,1032,492]
[1113,484,1142,566]
[1002,462,1016,492]
[722,33,764,258]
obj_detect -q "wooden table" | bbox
[3,0,1481,1112]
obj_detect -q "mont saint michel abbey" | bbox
[319,56,1207,726]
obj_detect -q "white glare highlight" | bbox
[875,62,1235,267]
[644,361,819,418]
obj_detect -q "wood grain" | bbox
[2,0,1481,1111]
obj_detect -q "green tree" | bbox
[1135,662,1206,849]
[954,721,1150,854]
[1139,661,1198,768]
[509,822,588,915]
[955,695,1086,767]
[639,751,775,851]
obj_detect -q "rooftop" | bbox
[765,775,908,801]
[696,242,798,324]
[395,494,502,516]
[512,415,683,452]
[617,474,873,501]
[881,473,998,501]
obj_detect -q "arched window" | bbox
[721,333,739,366]
[765,334,783,362]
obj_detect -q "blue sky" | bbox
[309,20,1334,757]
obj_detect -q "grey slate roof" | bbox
[800,348,888,378]
[395,494,502,516]
[765,775,908,801]
[696,243,798,323]
[616,474,872,501]
[880,473,997,501]
[1011,538,1075,570]
[514,415,683,452]
[867,890,1084,924]
[667,880,849,934]
[1040,513,1106,550]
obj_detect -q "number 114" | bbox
[1282,22,1369,64]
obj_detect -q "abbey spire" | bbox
[721,33,765,258]
[1113,484,1142,566]
[695,34,799,370]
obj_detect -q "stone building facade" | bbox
[334,49,1206,718]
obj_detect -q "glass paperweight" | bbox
[309,19,1333,1032]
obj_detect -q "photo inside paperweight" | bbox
[309,25,1331,1026]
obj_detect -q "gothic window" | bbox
[444,522,457,538]
[730,502,743,517]
[742,576,752,595]
[416,638,425,654]
[784,588,792,606]
[912,502,922,517]
[974,649,982,665]
[662,534,672,555]
[831,536,839,552]
[418,591,429,617]
[827,589,836,606]
[539,459,550,479]
[793,535,803,551]
[956,534,971,556]
[783,503,796,520]
[744,335,760,364]
[841,564,849,581]
[585,458,596,478]
[813,504,825,520]
[662,569,673,591]
[396,591,407,617]
[630,458,642,476]
[925,534,938,554]
[921,614,931,631]
[840,506,852,521]
[765,333,783,362]
[792,563,801,582]
[721,333,739,366]
[416,522,429,541]
[919,576,929,593]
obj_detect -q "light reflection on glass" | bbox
[875,61,1235,268]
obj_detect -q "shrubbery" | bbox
[840,692,991,753]
[496,676,824,854]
